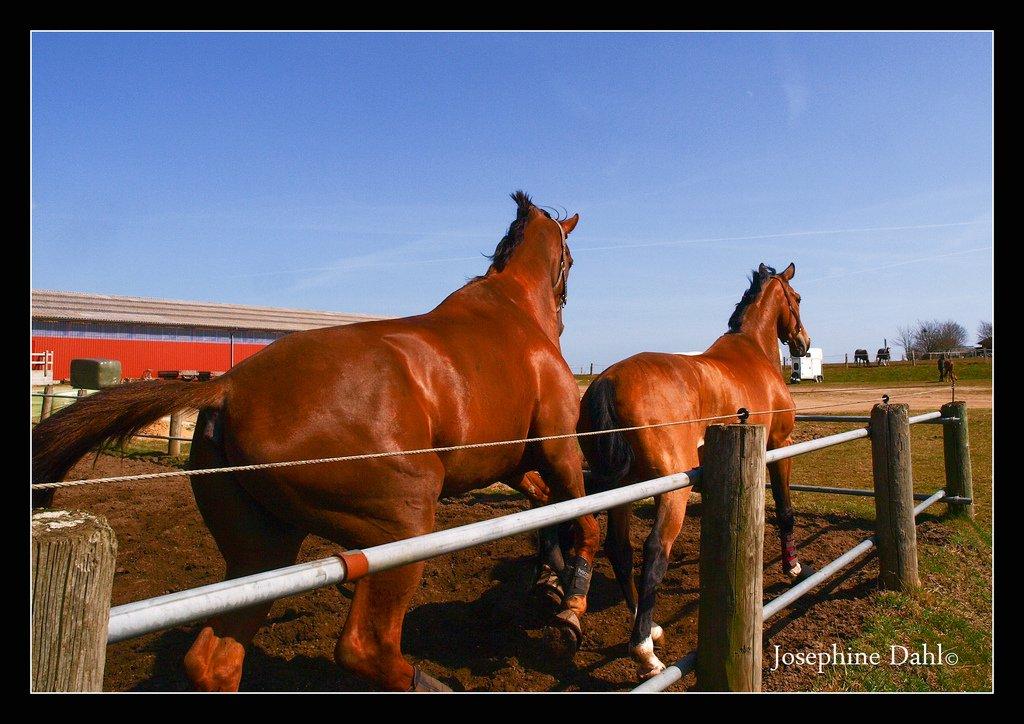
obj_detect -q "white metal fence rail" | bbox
[107,410,948,646]
[632,487,947,692]
[108,469,699,643]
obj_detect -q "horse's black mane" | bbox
[727,265,777,332]
[485,190,551,273]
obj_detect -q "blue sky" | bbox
[31,31,992,370]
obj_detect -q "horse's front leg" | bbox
[767,438,815,582]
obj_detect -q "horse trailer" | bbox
[790,348,824,383]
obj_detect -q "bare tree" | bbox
[894,325,917,362]
[910,319,967,355]
[977,320,993,343]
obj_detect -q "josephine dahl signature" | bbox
[770,644,959,674]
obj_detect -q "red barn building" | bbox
[31,290,387,382]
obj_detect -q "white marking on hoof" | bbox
[650,623,664,644]
[632,636,666,679]
[786,561,802,580]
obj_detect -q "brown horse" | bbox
[939,353,956,383]
[576,262,811,679]
[32,191,600,692]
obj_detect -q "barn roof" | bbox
[31,290,388,333]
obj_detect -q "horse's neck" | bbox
[444,268,561,342]
[496,244,563,339]
[737,298,782,362]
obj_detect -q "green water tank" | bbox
[70,358,122,390]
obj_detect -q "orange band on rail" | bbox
[338,550,369,581]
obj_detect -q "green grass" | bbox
[30,385,92,423]
[577,358,992,389]
[812,358,992,386]
[108,439,192,468]
[788,411,992,691]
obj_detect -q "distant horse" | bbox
[576,262,811,679]
[32,192,596,692]
[939,353,956,383]
[876,347,891,367]
[854,348,870,365]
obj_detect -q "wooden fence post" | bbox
[696,423,766,692]
[168,411,183,456]
[40,384,54,421]
[32,510,117,691]
[940,401,974,518]
[870,403,920,592]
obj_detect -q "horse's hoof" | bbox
[184,627,245,692]
[787,562,817,583]
[544,609,582,659]
[632,637,667,680]
[531,581,565,612]
[531,568,565,611]
[637,661,667,680]
[534,587,564,612]
[410,666,452,692]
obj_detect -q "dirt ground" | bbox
[49,451,957,693]
[785,382,991,413]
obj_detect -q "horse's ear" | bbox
[758,263,769,276]
[781,262,796,280]
[560,214,580,236]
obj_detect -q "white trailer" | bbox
[790,348,824,383]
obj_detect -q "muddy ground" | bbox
[49,449,958,693]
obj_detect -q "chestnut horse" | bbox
[32,191,600,692]
[938,353,956,383]
[576,262,811,679]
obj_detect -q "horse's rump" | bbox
[579,376,634,492]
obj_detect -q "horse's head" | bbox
[489,191,580,317]
[763,262,811,358]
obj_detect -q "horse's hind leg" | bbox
[335,561,450,691]
[631,488,690,679]
[606,503,667,647]
[533,449,600,655]
[512,471,567,609]
[329,457,448,691]
[605,503,638,615]
[768,435,813,582]
[183,425,306,691]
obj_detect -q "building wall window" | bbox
[32,320,287,345]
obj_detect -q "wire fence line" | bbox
[32,386,942,491]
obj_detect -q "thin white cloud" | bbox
[773,35,810,123]
[782,81,808,123]
[225,220,990,279]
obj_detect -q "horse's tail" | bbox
[579,377,634,494]
[32,378,229,505]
